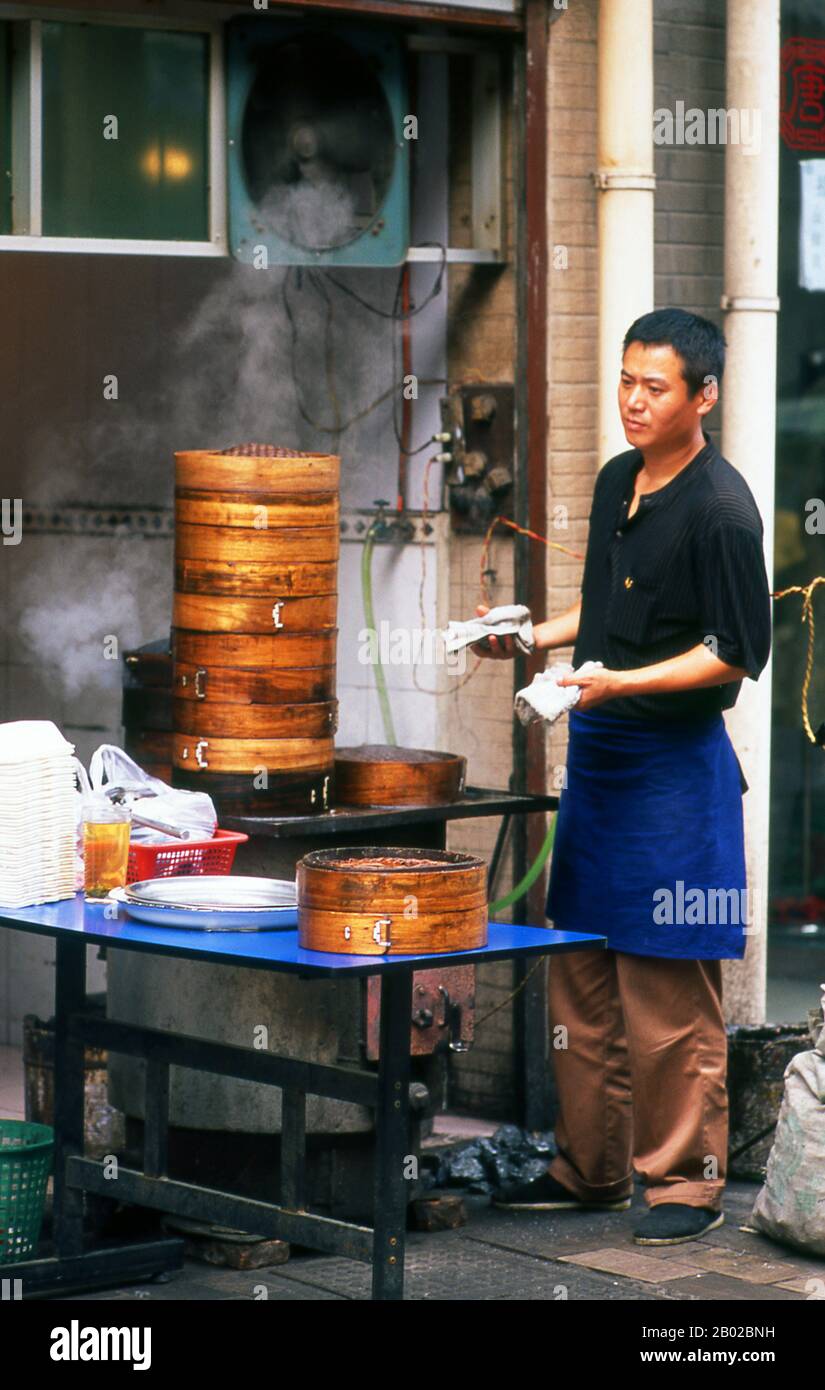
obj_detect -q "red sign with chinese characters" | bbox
[781,37,825,150]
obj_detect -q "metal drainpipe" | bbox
[720,0,780,1027]
[594,0,656,467]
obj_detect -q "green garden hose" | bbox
[361,523,398,746]
[489,812,557,915]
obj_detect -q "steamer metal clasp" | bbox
[272,600,285,628]
[373,916,392,952]
[195,739,209,769]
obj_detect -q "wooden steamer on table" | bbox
[172,444,340,815]
[334,746,466,808]
[298,847,488,955]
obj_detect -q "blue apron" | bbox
[545,708,749,960]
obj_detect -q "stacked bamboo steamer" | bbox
[172,444,340,815]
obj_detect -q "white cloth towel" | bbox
[442,604,535,656]
[514,661,604,726]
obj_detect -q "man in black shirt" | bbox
[476,308,772,1244]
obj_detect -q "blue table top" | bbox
[0,894,606,977]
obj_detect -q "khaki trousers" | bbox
[547,947,728,1210]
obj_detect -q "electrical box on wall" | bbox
[440,384,514,532]
[227,17,409,266]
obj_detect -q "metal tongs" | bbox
[104,784,193,840]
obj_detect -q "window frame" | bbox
[0,7,227,257]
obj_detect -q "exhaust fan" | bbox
[227,18,409,266]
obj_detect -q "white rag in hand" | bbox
[514,661,604,726]
[442,604,534,656]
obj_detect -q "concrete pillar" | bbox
[595,0,655,466]
[720,0,780,1024]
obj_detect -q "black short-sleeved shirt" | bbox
[572,432,772,723]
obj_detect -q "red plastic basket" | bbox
[126,829,249,882]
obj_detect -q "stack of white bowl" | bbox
[0,721,77,909]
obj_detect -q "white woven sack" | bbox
[750,986,825,1255]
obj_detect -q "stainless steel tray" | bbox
[115,876,297,931]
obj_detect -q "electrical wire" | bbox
[281,265,448,443]
[321,241,448,321]
[480,516,585,606]
[771,577,825,745]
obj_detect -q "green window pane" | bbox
[42,22,209,240]
[0,24,11,235]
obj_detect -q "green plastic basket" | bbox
[0,1120,54,1264]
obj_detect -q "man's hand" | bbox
[469,604,517,660]
[556,666,624,710]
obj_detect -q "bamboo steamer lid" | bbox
[334,745,466,807]
[297,846,488,955]
[175,447,340,495]
[173,592,337,634]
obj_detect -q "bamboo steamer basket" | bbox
[173,592,337,634]
[174,629,338,670]
[173,733,335,775]
[175,523,338,565]
[173,697,337,739]
[176,558,338,598]
[175,490,338,530]
[175,662,336,706]
[174,766,334,815]
[175,448,339,495]
[297,846,488,955]
[334,746,466,807]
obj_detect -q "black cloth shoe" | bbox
[493,1169,632,1212]
[633,1203,724,1245]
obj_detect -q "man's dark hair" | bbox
[622,308,726,397]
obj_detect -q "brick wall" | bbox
[654,0,726,350]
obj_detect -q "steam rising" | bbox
[16,538,172,699]
[2,208,411,710]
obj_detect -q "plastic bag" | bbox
[749,985,825,1255]
[82,745,217,845]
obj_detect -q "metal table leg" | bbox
[53,936,87,1257]
[372,968,413,1300]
